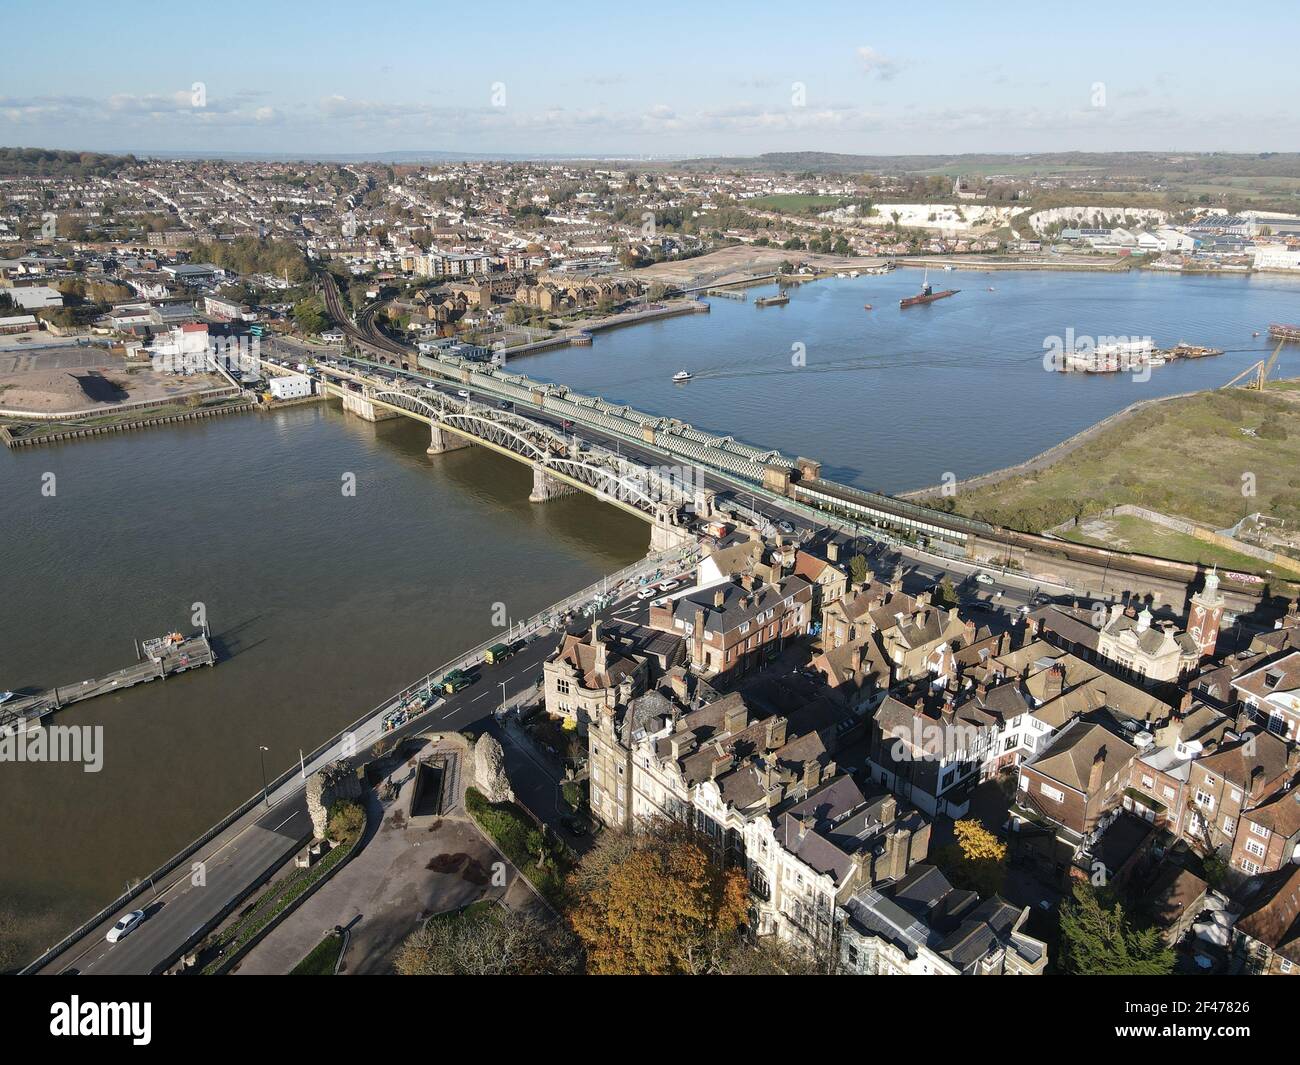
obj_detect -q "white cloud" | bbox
[856,46,899,81]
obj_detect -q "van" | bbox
[484,642,515,665]
[441,669,472,694]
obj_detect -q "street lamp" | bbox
[258,745,270,807]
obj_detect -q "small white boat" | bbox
[672,370,693,382]
[0,691,14,705]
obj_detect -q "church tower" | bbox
[1188,569,1226,659]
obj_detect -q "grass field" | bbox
[746,194,844,214]
[1060,514,1289,574]
[946,382,1300,569]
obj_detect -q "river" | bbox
[516,267,1300,491]
[0,403,648,964]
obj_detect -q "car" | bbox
[498,399,513,410]
[636,586,658,601]
[657,579,679,593]
[973,572,996,586]
[456,389,471,399]
[776,520,795,535]
[106,909,145,944]
[560,815,589,837]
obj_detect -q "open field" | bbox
[0,348,226,416]
[943,381,1300,549]
[1061,513,1291,574]
[745,193,845,213]
[630,244,886,288]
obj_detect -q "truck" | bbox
[440,669,472,694]
[484,642,516,665]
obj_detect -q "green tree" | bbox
[1059,882,1175,975]
[848,553,870,586]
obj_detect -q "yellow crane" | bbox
[1222,340,1285,390]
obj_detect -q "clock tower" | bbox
[1188,569,1226,659]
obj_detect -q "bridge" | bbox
[312,272,1279,613]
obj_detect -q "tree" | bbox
[934,576,960,610]
[567,819,750,974]
[292,295,329,335]
[939,819,1008,898]
[848,553,870,586]
[1059,882,1175,975]
[395,905,580,976]
[326,800,365,845]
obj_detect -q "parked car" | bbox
[440,669,472,694]
[776,519,795,535]
[973,572,996,586]
[106,909,145,944]
[561,815,589,837]
[636,586,658,601]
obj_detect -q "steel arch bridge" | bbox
[370,387,692,517]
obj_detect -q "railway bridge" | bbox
[316,365,702,550]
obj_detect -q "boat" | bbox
[0,691,13,706]
[863,304,873,311]
[755,293,790,307]
[849,270,860,278]
[1269,323,1300,342]
[672,370,693,382]
[900,269,959,308]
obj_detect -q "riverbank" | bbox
[915,379,1300,575]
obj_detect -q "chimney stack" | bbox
[1088,745,1107,793]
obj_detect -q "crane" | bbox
[1222,340,1285,390]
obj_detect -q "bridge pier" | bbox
[340,389,398,422]
[428,424,473,454]
[529,464,577,503]
[650,504,694,551]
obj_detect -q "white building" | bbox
[269,374,312,400]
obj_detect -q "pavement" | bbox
[233,739,543,975]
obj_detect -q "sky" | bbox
[3,0,1299,159]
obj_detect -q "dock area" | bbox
[1,632,215,733]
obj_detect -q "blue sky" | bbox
[3,0,1298,157]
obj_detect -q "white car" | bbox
[973,572,996,586]
[106,909,145,944]
[657,579,680,593]
[456,389,471,399]
[636,586,658,601]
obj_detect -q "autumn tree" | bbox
[1059,882,1175,975]
[937,819,1008,898]
[567,818,750,974]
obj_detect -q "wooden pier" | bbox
[1,633,216,733]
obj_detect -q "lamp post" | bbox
[258,745,270,807]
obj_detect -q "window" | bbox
[1245,838,1267,859]
[1141,774,1155,789]
[1040,782,1065,804]
[1223,817,1235,837]
[556,678,571,695]
[1250,822,1271,840]
[1241,859,1260,876]
[1162,785,1176,800]
[1195,789,1215,811]
[1229,787,1242,805]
